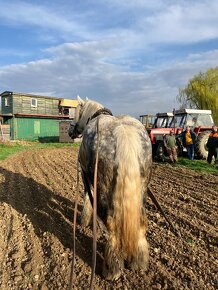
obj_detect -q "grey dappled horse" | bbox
[69,97,152,280]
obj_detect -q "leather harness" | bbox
[86,107,113,125]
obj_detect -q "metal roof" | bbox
[14,113,70,119]
[156,112,174,117]
[175,108,212,114]
[59,99,78,107]
[1,91,78,106]
[0,91,59,100]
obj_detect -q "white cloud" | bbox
[0,1,89,39]
[136,1,218,45]
[0,1,218,117]
[1,42,218,116]
[1,0,218,49]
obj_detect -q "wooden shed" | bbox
[0,91,77,141]
[59,120,81,143]
[0,123,10,141]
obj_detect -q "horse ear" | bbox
[77,95,85,106]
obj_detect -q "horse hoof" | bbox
[126,257,149,272]
[103,269,122,281]
[102,261,123,281]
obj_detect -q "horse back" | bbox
[79,115,152,220]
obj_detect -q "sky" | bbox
[0,0,218,117]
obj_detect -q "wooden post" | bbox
[0,120,4,141]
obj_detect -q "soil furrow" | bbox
[0,148,217,290]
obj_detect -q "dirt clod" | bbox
[0,148,217,289]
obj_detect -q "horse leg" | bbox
[80,170,93,227]
[127,215,149,271]
[102,216,124,281]
[80,193,92,227]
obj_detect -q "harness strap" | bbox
[90,108,113,120]
[86,107,113,125]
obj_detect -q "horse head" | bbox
[68,96,104,139]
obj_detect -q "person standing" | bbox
[180,126,197,160]
[164,130,178,163]
[206,125,218,164]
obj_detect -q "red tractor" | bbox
[145,109,215,160]
[139,112,173,129]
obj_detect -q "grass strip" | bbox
[176,157,218,175]
[0,141,80,161]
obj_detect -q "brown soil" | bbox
[0,147,217,290]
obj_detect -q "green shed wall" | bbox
[13,117,60,141]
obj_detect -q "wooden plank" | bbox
[0,124,10,141]
[12,94,59,115]
[59,121,81,143]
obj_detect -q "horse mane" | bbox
[79,100,104,129]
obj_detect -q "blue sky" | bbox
[0,0,218,116]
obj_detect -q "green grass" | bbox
[176,157,218,175]
[0,141,80,161]
[0,141,217,175]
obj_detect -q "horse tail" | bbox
[112,124,142,257]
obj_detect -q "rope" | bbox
[68,159,80,290]
[68,108,180,289]
[90,116,100,289]
[88,117,129,289]
[68,108,111,289]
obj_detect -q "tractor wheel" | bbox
[156,142,168,162]
[176,138,184,157]
[195,131,210,159]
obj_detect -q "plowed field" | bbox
[0,147,217,290]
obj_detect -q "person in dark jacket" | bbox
[179,126,197,160]
[206,125,218,164]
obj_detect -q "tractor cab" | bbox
[153,112,174,128]
[144,108,215,160]
[139,114,155,128]
[169,109,214,133]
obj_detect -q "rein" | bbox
[90,116,100,289]
[68,115,101,290]
[68,106,179,289]
[68,160,80,290]
[85,107,112,288]
[88,116,130,289]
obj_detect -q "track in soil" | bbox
[0,148,217,289]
